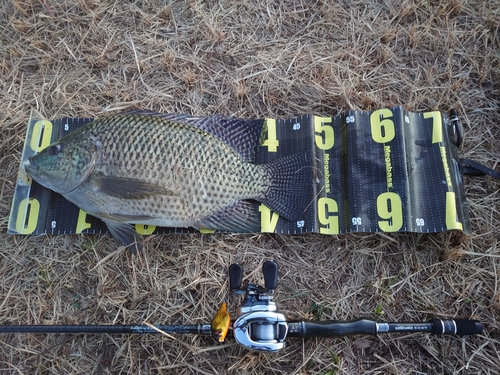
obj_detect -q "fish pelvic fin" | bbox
[102,219,143,254]
[196,200,260,233]
[260,151,314,221]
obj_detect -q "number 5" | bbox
[314,116,334,150]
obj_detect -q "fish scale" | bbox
[25,113,313,251]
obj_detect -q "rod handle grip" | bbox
[295,318,377,338]
[432,319,483,335]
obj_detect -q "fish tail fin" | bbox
[260,151,313,221]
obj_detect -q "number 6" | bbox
[370,109,395,143]
[377,192,403,232]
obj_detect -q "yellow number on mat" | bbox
[314,116,334,150]
[318,197,339,234]
[16,198,40,234]
[30,120,53,152]
[376,192,403,232]
[370,109,395,143]
[259,204,279,232]
[424,111,443,144]
[136,224,157,235]
[76,210,92,233]
[262,118,279,152]
[199,228,216,234]
[445,192,463,230]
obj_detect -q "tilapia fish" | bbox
[25,112,313,251]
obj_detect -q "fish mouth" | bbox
[24,156,48,185]
[24,157,37,175]
[24,156,73,193]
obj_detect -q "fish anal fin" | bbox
[196,200,260,233]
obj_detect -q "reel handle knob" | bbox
[262,260,278,291]
[229,263,243,292]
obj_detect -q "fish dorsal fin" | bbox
[119,111,263,162]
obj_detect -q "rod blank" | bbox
[0,319,482,338]
[0,324,211,335]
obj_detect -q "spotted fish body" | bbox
[25,113,312,251]
[65,115,270,227]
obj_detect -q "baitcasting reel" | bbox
[229,260,288,353]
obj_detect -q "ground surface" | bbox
[1,1,499,374]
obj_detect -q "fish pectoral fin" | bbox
[102,219,143,254]
[93,175,177,199]
[100,213,158,223]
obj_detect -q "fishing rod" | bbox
[0,261,482,353]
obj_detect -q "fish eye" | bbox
[49,144,61,155]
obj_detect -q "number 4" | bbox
[262,118,279,152]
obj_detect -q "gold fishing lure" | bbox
[211,302,231,342]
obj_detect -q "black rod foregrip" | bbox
[287,318,377,338]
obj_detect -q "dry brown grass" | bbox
[1,0,499,374]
